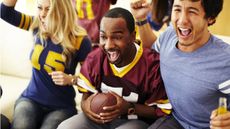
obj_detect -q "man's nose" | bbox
[178,11,189,25]
[104,38,115,50]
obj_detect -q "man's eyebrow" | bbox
[100,30,124,34]
[100,30,105,33]
[188,7,199,12]
[173,4,181,8]
[173,4,199,12]
[112,30,123,34]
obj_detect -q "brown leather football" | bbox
[90,93,117,114]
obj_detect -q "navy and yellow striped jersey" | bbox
[1,3,32,30]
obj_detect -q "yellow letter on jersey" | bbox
[76,0,94,20]
[31,44,43,70]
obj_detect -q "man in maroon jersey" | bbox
[58,7,169,129]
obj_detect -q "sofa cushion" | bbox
[0,74,29,121]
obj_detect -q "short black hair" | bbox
[201,0,223,25]
[172,0,223,26]
[103,7,135,33]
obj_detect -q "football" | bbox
[90,93,117,114]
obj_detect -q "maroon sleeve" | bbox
[79,47,105,92]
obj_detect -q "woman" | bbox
[131,0,171,31]
[0,0,91,128]
[147,0,171,31]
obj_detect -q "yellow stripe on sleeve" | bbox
[74,36,84,50]
[78,73,96,90]
[19,14,25,28]
[23,15,30,30]
[161,109,172,115]
[146,99,172,114]
[77,86,88,93]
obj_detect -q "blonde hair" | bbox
[30,0,87,66]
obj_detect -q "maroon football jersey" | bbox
[79,44,167,118]
[73,0,116,43]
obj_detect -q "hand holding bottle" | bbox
[210,97,230,129]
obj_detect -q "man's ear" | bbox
[131,31,136,42]
[207,18,216,26]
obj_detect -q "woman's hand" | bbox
[49,71,73,86]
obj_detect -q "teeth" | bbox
[146,0,152,4]
[179,28,189,31]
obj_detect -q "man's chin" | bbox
[108,59,116,64]
[108,58,120,65]
[108,55,119,63]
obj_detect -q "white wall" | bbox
[0,0,33,78]
[111,0,131,11]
